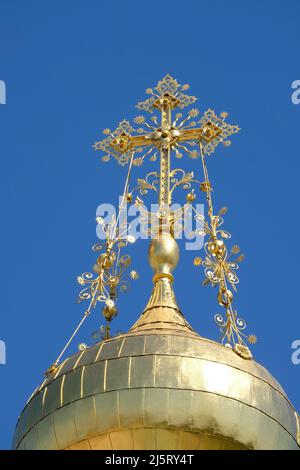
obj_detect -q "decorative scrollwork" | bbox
[76,210,139,334]
[214,310,256,360]
[93,120,134,166]
[193,200,256,357]
[132,171,159,195]
[169,168,201,202]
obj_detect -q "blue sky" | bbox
[0,0,300,449]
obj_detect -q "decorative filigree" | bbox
[169,168,200,202]
[198,109,240,156]
[131,171,159,195]
[191,137,255,358]
[45,150,138,375]
[193,203,255,357]
[91,325,126,343]
[200,217,242,292]
[192,207,243,288]
[131,195,192,239]
[214,311,256,360]
[136,74,197,113]
[93,120,134,166]
[77,217,138,311]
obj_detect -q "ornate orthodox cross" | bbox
[91,75,255,359]
[46,75,255,376]
[93,75,240,211]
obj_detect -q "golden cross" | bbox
[93,75,240,208]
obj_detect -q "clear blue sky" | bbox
[0,0,299,449]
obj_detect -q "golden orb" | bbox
[208,239,225,257]
[97,253,114,269]
[148,233,179,275]
[186,192,196,203]
[102,303,117,322]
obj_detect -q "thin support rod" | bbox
[199,141,214,222]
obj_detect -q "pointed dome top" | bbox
[129,276,195,335]
[129,231,196,335]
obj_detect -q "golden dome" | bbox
[12,322,300,450]
[12,264,300,450]
[12,236,300,450]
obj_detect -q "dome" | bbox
[12,303,300,450]
[12,235,300,450]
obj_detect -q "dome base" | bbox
[65,428,248,450]
[13,331,300,451]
